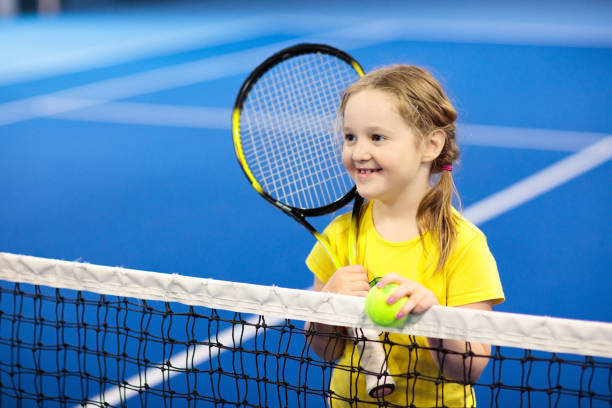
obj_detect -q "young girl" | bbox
[305,65,505,407]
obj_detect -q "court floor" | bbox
[1,4,611,404]
[3,1,611,319]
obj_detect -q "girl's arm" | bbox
[425,300,493,384]
[375,274,493,383]
[305,267,370,361]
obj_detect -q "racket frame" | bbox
[232,43,364,268]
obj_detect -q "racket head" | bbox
[233,43,364,217]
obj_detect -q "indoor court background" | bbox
[1,1,611,405]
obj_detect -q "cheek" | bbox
[341,147,352,170]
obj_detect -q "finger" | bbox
[332,267,366,286]
[349,264,368,278]
[352,280,371,293]
[350,266,371,285]
[411,293,439,314]
[343,287,369,297]
[396,291,423,318]
[334,279,370,297]
[375,273,402,288]
[386,280,418,304]
[401,290,440,316]
[338,264,367,279]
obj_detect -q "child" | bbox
[305,65,505,407]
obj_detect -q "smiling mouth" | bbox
[357,168,381,174]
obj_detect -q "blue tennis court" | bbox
[1,1,611,406]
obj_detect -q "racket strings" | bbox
[240,52,359,210]
[249,57,343,208]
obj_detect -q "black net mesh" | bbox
[1,280,611,408]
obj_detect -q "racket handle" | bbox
[351,328,396,398]
[314,232,343,269]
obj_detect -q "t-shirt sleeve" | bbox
[305,215,350,284]
[306,241,336,284]
[445,233,505,307]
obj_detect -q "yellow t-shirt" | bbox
[306,202,505,407]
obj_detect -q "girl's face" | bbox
[341,89,430,203]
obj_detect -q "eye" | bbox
[344,133,356,142]
[371,134,385,142]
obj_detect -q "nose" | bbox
[351,138,372,161]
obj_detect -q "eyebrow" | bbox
[343,125,391,133]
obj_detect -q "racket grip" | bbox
[351,328,396,398]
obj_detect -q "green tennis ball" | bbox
[365,283,409,327]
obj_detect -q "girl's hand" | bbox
[376,273,439,318]
[322,265,370,297]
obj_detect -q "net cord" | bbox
[1,251,611,359]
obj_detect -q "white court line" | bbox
[458,123,608,152]
[464,137,612,225]
[83,313,285,408]
[42,97,608,153]
[0,16,275,86]
[0,13,372,86]
[0,34,378,127]
[3,9,610,87]
[79,137,612,407]
[51,98,232,130]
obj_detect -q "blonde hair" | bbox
[340,65,461,272]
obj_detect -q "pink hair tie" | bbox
[441,165,453,172]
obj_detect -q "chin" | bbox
[355,188,379,201]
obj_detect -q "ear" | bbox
[422,129,445,163]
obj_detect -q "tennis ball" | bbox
[365,283,408,327]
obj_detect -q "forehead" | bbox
[343,88,403,125]
[347,88,396,106]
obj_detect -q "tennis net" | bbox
[1,252,611,407]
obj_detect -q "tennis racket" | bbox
[232,43,395,398]
[232,43,363,269]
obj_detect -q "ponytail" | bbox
[418,119,461,273]
[417,168,460,273]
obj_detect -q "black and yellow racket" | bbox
[232,43,395,397]
[232,43,364,269]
